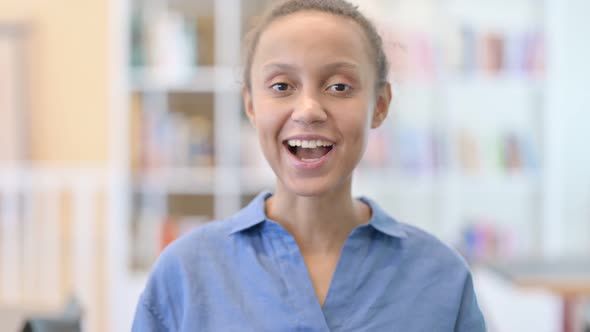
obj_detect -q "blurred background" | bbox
[0,0,589,331]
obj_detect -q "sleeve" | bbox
[131,295,169,332]
[130,239,190,331]
[454,272,487,332]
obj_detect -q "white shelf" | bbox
[239,167,276,194]
[134,166,275,195]
[354,168,540,195]
[134,165,541,196]
[444,74,544,91]
[135,167,215,194]
[398,74,543,89]
[450,172,540,194]
[130,66,240,92]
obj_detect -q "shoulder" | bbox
[163,217,236,258]
[137,216,241,325]
[397,222,471,275]
[140,216,239,296]
[390,223,486,330]
[149,214,250,283]
[161,191,269,260]
[363,195,470,275]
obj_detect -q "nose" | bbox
[291,89,328,125]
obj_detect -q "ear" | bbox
[371,82,392,129]
[242,86,256,128]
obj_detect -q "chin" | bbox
[289,186,327,197]
[280,175,350,198]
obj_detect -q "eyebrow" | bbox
[262,61,360,74]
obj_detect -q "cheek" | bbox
[348,121,370,148]
[252,101,289,151]
[339,103,373,143]
[252,97,279,129]
[255,110,284,138]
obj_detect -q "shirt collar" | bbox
[229,191,407,239]
[358,196,407,238]
[228,191,271,234]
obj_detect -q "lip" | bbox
[282,134,336,144]
[282,134,335,170]
[285,145,334,169]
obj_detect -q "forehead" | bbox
[253,10,372,70]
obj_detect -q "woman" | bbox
[132,0,487,331]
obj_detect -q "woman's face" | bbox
[244,11,391,197]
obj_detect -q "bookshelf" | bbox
[121,0,548,270]
[118,0,549,295]
[352,0,546,261]
[105,0,590,330]
[125,0,262,271]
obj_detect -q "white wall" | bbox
[546,0,590,256]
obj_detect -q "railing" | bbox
[0,166,107,332]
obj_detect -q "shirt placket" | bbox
[320,227,369,331]
[264,224,332,332]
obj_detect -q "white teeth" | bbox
[287,139,333,148]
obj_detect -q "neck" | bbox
[265,180,371,255]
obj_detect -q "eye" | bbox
[327,83,351,93]
[270,82,292,91]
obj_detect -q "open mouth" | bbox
[283,139,334,162]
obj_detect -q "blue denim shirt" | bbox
[133,192,486,331]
